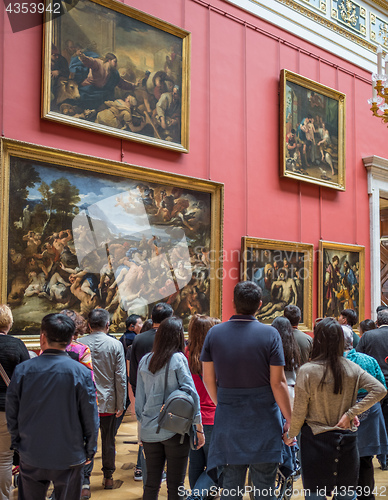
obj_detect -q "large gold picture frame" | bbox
[0,139,223,346]
[280,69,346,190]
[318,240,365,323]
[240,237,313,331]
[42,0,191,153]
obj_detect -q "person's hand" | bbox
[283,420,290,434]
[283,432,296,447]
[336,413,352,429]
[85,459,92,465]
[196,431,205,450]
[353,415,360,427]
[115,409,124,418]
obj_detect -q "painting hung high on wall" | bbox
[1,140,223,338]
[280,69,346,190]
[42,0,190,153]
[240,237,313,330]
[318,240,365,322]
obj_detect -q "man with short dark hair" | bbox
[119,314,143,356]
[283,304,312,365]
[338,308,360,348]
[357,308,388,469]
[80,308,126,495]
[201,281,291,499]
[129,302,173,395]
[6,313,98,500]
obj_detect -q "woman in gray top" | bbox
[284,317,386,500]
[135,316,204,500]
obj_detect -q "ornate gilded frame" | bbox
[240,237,313,330]
[318,240,365,323]
[42,0,191,153]
[0,139,223,347]
[280,69,346,190]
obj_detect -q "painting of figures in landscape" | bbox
[241,238,313,330]
[43,0,190,152]
[5,153,222,335]
[280,69,346,190]
[319,241,365,322]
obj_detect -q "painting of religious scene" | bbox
[42,0,190,152]
[280,69,346,190]
[3,149,222,336]
[319,241,365,323]
[241,238,313,330]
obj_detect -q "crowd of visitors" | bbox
[1,282,388,500]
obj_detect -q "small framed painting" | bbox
[280,69,346,190]
[318,240,365,322]
[241,237,313,330]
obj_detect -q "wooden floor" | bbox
[10,414,388,499]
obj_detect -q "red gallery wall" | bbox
[1,0,384,323]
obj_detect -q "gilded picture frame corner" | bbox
[280,69,346,191]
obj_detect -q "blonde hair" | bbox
[0,304,13,331]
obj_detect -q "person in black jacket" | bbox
[6,313,99,500]
[0,304,29,500]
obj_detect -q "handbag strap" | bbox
[162,357,172,404]
[0,362,10,387]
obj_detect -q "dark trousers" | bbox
[188,424,216,498]
[358,456,375,500]
[143,433,190,500]
[18,460,83,500]
[380,396,388,464]
[83,414,116,485]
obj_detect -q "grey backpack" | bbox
[156,357,196,443]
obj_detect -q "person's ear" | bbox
[257,300,263,312]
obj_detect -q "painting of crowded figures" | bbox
[280,69,346,190]
[318,241,365,324]
[240,238,313,330]
[1,141,223,336]
[42,0,190,152]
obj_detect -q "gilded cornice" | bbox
[273,0,376,51]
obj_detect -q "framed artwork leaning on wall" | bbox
[42,0,191,153]
[240,237,313,331]
[280,69,346,190]
[0,139,223,343]
[318,240,365,324]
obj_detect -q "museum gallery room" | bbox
[2,0,388,498]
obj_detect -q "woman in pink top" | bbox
[185,315,219,499]
[61,309,94,378]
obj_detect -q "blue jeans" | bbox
[220,462,278,500]
[188,425,215,499]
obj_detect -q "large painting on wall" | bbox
[240,237,313,330]
[318,240,365,323]
[280,69,346,190]
[42,0,190,153]
[0,140,223,338]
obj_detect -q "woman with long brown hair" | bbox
[284,317,386,500]
[135,316,204,500]
[185,315,219,499]
[271,317,301,402]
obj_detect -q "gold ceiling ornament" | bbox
[339,0,359,27]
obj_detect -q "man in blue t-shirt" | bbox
[201,281,291,500]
